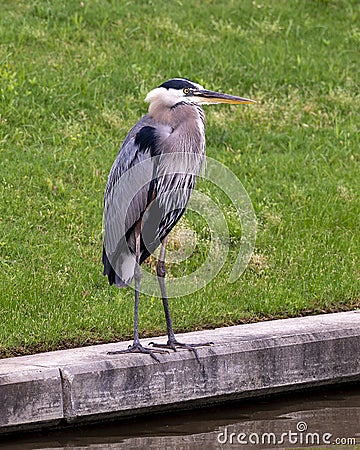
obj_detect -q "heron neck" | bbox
[148,101,205,131]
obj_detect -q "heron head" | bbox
[145,78,256,108]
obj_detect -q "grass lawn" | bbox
[0,0,359,358]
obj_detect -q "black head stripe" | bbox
[159,78,198,90]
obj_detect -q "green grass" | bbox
[0,0,359,357]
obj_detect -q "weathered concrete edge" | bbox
[0,311,359,435]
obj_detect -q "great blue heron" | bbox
[103,78,255,362]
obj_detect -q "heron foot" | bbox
[149,339,213,365]
[108,342,169,363]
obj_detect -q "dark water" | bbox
[1,384,359,449]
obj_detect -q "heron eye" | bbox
[183,88,190,95]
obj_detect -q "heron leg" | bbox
[108,223,168,362]
[149,237,213,365]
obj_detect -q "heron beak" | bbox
[194,89,256,105]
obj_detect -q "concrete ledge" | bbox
[1,311,359,434]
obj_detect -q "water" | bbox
[1,384,359,449]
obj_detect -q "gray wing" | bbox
[103,115,160,286]
[104,115,159,233]
[103,115,174,286]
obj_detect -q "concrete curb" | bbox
[1,311,359,435]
